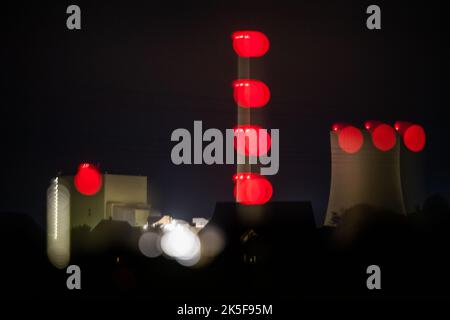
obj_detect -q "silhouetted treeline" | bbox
[0,194,449,300]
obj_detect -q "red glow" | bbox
[331,123,348,132]
[232,30,270,57]
[337,126,364,154]
[403,124,426,152]
[74,163,102,196]
[371,124,396,151]
[394,121,412,135]
[234,125,271,156]
[233,173,273,205]
[364,120,382,131]
[233,79,270,108]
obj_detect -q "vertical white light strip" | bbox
[54,177,58,240]
[47,177,71,269]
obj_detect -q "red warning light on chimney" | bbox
[233,173,273,205]
[234,125,272,156]
[231,30,272,206]
[232,30,270,57]
[233,79,270,108]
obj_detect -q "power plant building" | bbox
[61,174,150,230]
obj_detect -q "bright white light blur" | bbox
[138,231,162,258]
[47,177,71,269]
[161,219,190,233]
[142,223,148,231]
[176,247,201,267]
[160,221,201,266]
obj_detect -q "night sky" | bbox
[1,0,448,226]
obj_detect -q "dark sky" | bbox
[1,0,449,226]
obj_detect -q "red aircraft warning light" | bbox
[336,125,364,154]
[231,30,272,205]
[233,79,271,108]
[394,121,407,133]
[395,121,426,152]
[74,163,103,196]
[234,125,271,157]
[331,123,351,132]
[233,173,273,205]
[365,122,397,152]
[232,30,270,57]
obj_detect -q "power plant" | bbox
[46,177,71,269]
[60,173,151,230]
[325,122,426,226]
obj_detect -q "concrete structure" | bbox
[324,130,406,226]
[151,215,173,228]
[192,217,209,229]
[47,177,71,269]
[400,145,426,213]
[62,174,150,229]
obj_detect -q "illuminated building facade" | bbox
[61,174,150,229]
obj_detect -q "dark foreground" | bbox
[1,196,450,304]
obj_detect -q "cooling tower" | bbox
[324,124,406,226]
[396,122,427,213]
